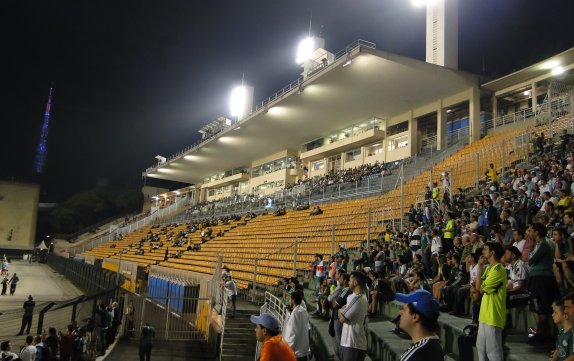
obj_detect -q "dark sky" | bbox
[3,0,574,201]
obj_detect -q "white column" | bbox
[469,86,481,142]
[437,102,447,150]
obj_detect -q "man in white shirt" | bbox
[338,271,369,361]
[0,340,19,361]
[20,336,36,361]
[283,291,310,361]
[224,275,237,318]
[314,254,326,297]
[511,229,526,252]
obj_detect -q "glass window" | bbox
[273,158,285,171]
[387,135,408,151]
[345,148,361,162]
[312,160,325,171]
[398,135,409,148]
[387,121,409,136]
[366,143,383,156]
[286,156,296,169]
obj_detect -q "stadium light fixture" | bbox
[230,86,247,117]
[296,37,314,64]
[552,65,565,76]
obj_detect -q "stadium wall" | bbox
[0,181,40,250]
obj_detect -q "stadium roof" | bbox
[144,46,479,184]
[482,46,574,94]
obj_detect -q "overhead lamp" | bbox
[552,66,565,76]
[296,37,314,64]
[230,86,247,117]
[523,90,531,96]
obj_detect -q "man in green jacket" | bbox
[476,242,507,361]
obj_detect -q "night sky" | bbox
[3,0,574,201]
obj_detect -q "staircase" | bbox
[220,310,257,361]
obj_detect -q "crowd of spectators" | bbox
[179,161,396,224]
[286,161,392,190]
[295,127,574,359]
[1,300,122,361]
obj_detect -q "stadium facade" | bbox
[142,39,574,206]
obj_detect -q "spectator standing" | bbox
[1,273,8,295]
[330,272,351,361]
[442,212,455,254]
[34,336,47,361]
[139,323,155,361]
[9,273,19,295]
[338,271,369,361]
[20,336,37,361]
[396,289,444,361]
[59,325,76,361]
[250,313,296,361]
[44,328,59,361]
[224,275,237,319]
[476,242,507,361]
[283,291,310,361]
[17,295,36,335]
[528,223,559,342]
[314,255,326,298]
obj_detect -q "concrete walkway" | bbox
[0,260,84,347]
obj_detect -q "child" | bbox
[551,300,574,361]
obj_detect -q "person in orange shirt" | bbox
[251,313,296,361]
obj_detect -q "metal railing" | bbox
[482,93,573,132]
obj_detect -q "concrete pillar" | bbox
[408,111,418,156]
[437,101,447,150]
[469,86,481,142]
[492,95,498,120]
[531,82,537,113]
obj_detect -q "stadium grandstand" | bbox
[9,2,574,361]
[62,43,574,360]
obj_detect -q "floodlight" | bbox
[296,37,314,64]
[230,86,246,117]
[552,66,565,76]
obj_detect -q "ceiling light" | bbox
[523,90,531,96]
[552,66,565,76]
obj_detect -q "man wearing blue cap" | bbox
[250,313,296,361]
[395,289,445,361]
